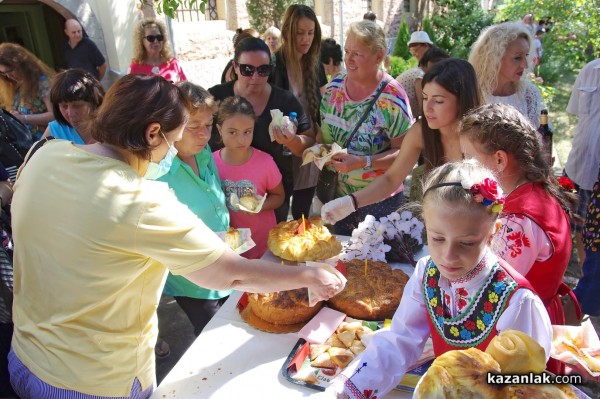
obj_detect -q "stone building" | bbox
[0,0,416,88]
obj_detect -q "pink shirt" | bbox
[213,148,282,259]
[128,58,187,82]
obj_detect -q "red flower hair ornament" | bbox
[557,176,576,193]
[423,177,505,213]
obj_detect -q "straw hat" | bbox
[407,31,433,46]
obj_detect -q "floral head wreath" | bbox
[424,177,505,213]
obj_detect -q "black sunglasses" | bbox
[237,63,272,77]
[145,35,164,43]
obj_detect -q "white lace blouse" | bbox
[486,80,544,126]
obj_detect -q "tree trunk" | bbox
[141,0,157,19]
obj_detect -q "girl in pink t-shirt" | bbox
[213,96,284,259]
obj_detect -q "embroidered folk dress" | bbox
[333,251,551,399]
[493,182,572,324]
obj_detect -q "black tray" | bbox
[281,338,327,392]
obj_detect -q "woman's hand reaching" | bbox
[307,266,346,302]
[321,196,356,225]
[330,152,366,174]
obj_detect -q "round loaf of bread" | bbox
[327,259,410,321]
[415,348,505,399]
[267,217,342,261]
[247,289,322,325]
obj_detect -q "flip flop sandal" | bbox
[155,338,171,359]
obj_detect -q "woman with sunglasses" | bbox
[209,37,316,222]
[129,18,187,83]
[269,4,328,221]
[0,42,55,141]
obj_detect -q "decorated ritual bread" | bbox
[415,329,577,399]
[246,288,322,327]
[327,259,410,321]
[267,216,342,261]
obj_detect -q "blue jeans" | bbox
[574,248,600,316]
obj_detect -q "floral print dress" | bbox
[320,72,413,197]
[13,75,50,141]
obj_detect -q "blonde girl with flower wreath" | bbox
[320,160,551,399]
[459,103,579,374]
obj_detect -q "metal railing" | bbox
[173,7,205,22]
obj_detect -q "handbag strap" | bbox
[343,76,392,148]
[22,136,55,168]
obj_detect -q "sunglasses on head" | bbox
[145,35,164,43]
[237,63,272,77]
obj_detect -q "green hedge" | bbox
[388,56,418,78]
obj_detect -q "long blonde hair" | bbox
[0,43,54,100]
[468,22,532,99]
[279,4,322,122]
[131,18,174,63]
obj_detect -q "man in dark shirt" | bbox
[62,19,107,80]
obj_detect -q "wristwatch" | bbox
[364,155,372,170]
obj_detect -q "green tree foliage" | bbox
[246,0,312,33]
[389,56,418,78]
[497,0,600,82]
[147,0,205,17]
[392,19,411,60]
[430,0,494,59]
[421,17,435,44]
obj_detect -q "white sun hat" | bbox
[407,31,433,46]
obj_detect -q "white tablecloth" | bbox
[151,244,426,398]
[151,290,414,399]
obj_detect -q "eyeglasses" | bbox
[145,35,164,43]
[237,63,272,77]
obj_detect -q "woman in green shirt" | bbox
[158,82,231,336]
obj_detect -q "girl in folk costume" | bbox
[459,103,579,374]
[322,160,551,399]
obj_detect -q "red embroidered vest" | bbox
[424,257,533,357]
[502,182,572,324]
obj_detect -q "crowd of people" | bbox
[0,6,598,399]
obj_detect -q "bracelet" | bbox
[24,114,29,123]
[349,193,358,210]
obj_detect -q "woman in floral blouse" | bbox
[319,20,412,235]
[0,43,54,141]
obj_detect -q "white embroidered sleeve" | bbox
[492,214,552,276]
